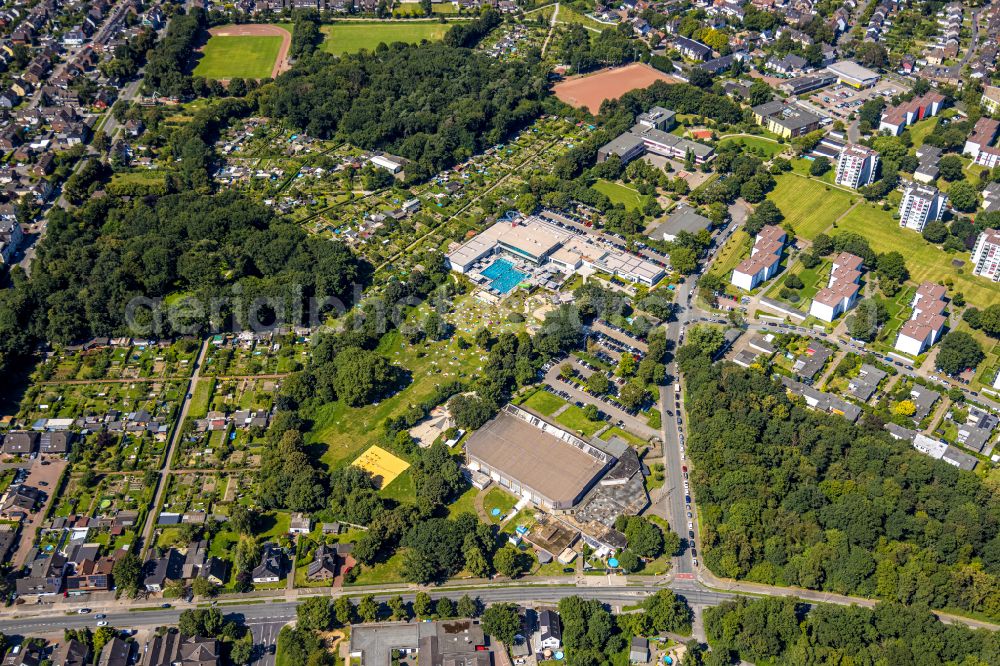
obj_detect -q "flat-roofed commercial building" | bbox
[446,215,664,286]
[750,100,822,138]
[826,60,880,88]
[465,406,614,511]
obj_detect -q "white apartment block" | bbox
[898,184,946,232]
[971,229,1000,282]
[730,225,787,291]
[835,144,879,189]
[809,252,863,322]
[894,282,947,356]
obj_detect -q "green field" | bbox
[834,204,998,309]
[718,135,784,158]
[593,179,648,211]
[193,35,282,79]
[768,173,856,239]
[555,404,605,436]
[708,229,751,279]
[522,389,567,416]
[320,22,451,55]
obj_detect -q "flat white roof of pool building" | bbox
[447,214,665,285]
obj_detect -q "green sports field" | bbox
[320,22,451,55]
[768,173,856,239]
[193,35,283,79]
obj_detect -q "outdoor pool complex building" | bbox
[446,214,665,287]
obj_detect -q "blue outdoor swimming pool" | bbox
[482,258,527,294]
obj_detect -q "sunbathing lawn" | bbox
[592,179,648,211]
[768,173,856,240]
[835,204,997,309]
[555,404,606,436]
[599,425,648,447]
[522,389,567,416]
[305,326,483,470]
[484,487,519,523]
[320,22,450,55]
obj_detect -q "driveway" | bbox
[12,458,68,568]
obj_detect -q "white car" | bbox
[96,620,108,627]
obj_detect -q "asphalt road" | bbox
[656,200,748,576]
[248,620,286,666]
[0,585,733,638]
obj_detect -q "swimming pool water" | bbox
[482,258,527,294]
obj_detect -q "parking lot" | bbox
[11,457,68,568]
[808,79,911,121]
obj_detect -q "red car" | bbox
[682,465,688,473]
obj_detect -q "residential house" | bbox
[97,638,131,666]
[674,36,712,60]
[781,377,863,422]
[50,640,88,666]
[143,634,220,666]
[144,548,184,592]
[538,610,562,650]
[289,513,311,535]
[629,637,649,663]
[251,542,284,583]
[306,544,340,581]
[16,552,67,595]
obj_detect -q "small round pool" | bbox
[554,652,564,661]
[608,557,619,568]
[491,508,501,517]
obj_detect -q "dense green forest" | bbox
[0,191,361,370]
[261,40,549,180]
[678,347,1000,619]
[704,597,1000,665]
[143,7,206,98]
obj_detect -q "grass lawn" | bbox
[835,204,997,309]
[446,485,479,518]
[320,22,450,55]
[708,229,751,279]
[556,404,605,436]
[350,550,408,585]
[718,135,784,158]
[769,173,856,239]
[193,35,282,79]
[550,4,609,30]
[305,327,483,470]
[187,378,215,419]
[255,511,291,541]
[599,425,647,447]
[592,179,648,211]
[380,467,416,504]
[484,487,519,522]
[522,389,567,416]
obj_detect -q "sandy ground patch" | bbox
[553,62,681,114]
